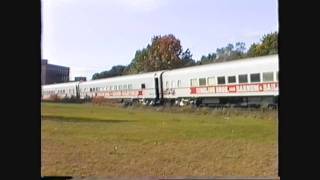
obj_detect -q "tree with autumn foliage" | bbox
[147,34,184,71]
[127,34,191,73]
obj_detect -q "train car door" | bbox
[154,77,159,100]
[76,84,80,99]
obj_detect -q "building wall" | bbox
[41,59,70,85]
[41,60,47,85]
[75,77,86,81]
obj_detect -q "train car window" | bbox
[250,73,261,82]
[166,81,169,88]
[171,81,176,88]
[177,80,181,87]
[90,88,92,92]
[123,85,127,90]
[263,72,274,82]
[207,77,215,86]
[114,85,117,90]
[217,76,226,85]
[119,85,122,90]
[141,84,146,89]
[199,78,206,86]
[227,76,236,84]
[190,79,197,87]
[238,74,248,83]
[128,84,132,90]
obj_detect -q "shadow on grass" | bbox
[41,115,135,124]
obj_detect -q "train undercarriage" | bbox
[118,95,278,109]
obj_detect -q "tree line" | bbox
[92,31,278,80]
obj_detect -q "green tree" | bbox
[180,48,196,67]
[247,31,278,57]
[91,65,126,80]
[199,53,217,65]
[126,46,150,74]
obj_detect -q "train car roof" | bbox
[162,54,278,74]
[79,70,164,85]
[42,81,79,88]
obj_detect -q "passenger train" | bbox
[42,55,279,107]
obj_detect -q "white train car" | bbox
[161,55,279,107]
[42,81,80,100]
[41,55,279,107]
[78,71,164,103]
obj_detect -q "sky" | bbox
[41,0,278,80]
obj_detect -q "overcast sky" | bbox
[41,0,278,80]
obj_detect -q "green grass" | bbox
[41,102,278,176]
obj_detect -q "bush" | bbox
[48,94,60,102]
[90,97,124,106]
[91,96,106,105]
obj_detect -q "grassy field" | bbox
[41,102,278,176]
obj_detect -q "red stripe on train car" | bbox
[190,87,197,94]
[227,85,237,93]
